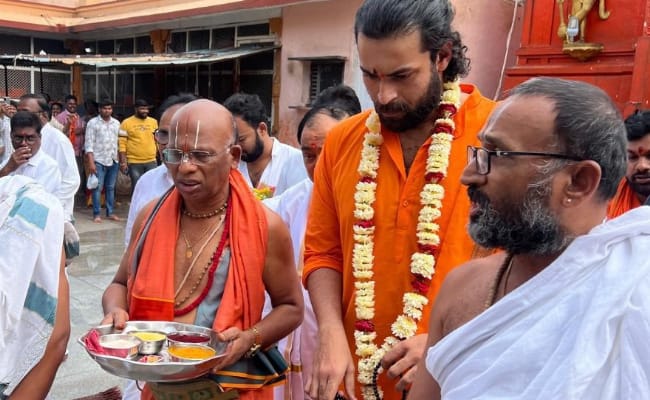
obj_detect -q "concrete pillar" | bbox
[270,17,282,137]
[64,39,85,101]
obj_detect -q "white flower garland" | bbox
[352,80,461,400]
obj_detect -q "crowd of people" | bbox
[2,0,650,399]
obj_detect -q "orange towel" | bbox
[607,179,642,219]
[69,116,77,148]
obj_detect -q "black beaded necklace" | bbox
[181,200,228,219]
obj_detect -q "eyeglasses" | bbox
[153,129,169,145]
[467,146,584,175]
[12,134,40,145]
[162,148,225,166]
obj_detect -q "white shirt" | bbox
[49,117,64,132]
[40,123,79,221]
[263,178,313,263]
[238,138,307,197]
[12,149,61,195]
[124,164,174,247]
[85,116,120,167]
[0,116,11,167]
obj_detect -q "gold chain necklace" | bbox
[181,222,214,259]
[174,214,225,301]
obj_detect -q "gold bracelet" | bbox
[244,326,262,358]
[251,326,261,345]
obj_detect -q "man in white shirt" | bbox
[224,93,306,199]
[85,99,121,223]
[124,93,198,248]
[0,111,61,194]
[17,95,79,223]
[0,101,12,167]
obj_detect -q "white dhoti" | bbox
[427,207,650,399]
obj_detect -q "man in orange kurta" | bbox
[304,84,494,400]
[303,4,495,400]
[607,110,650,218]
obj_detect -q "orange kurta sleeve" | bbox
[303,84,496,400]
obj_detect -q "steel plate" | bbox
[78,321,229,382]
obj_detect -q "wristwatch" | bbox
[244,326,261,358]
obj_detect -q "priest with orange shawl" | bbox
[607,110,650,219]
[101,99,303,400]
[302,2,496,400]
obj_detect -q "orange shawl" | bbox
[607,179,642,219]
[127,169,269,399]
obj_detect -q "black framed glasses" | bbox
[11,134,40,145]
[162,148,224,166]
[467,146,584,175]
[153,129,169,145]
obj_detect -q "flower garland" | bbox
[352,80,461,400]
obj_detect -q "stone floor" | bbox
[50,197,132,399]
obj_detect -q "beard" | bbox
[241,133,265,163]
[626,174,650,199]
[467,180,572,256]
[374,68,442,133]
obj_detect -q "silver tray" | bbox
[78,320,229,382]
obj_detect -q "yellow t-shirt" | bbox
[118,115,158,164]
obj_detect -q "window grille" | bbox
[309,61,344,105]
[0,67,32,99]
[34,69,71,101]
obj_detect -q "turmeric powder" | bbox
[168,345,215,360]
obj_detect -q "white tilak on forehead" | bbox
[174,121,179,148]
[194,120,200,148]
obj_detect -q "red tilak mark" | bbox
[181,135,190,152]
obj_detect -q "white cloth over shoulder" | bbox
[427,206,650,400]
[0,175,64,396]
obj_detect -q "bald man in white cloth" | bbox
[408,77,650,400]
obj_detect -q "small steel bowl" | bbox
[129,331,167,355]
[168,343,216,362]
[167,331,211,346]
[99,334,141,359]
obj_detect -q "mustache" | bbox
[467,186,490,207]
[632,173,650,180]
[376,101,409,115]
